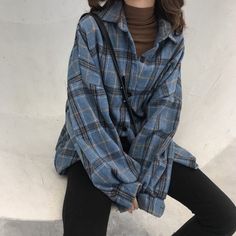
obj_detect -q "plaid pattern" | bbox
[54,0,199,217]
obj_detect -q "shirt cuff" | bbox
[136,192,166,218]
[114,181,142,210]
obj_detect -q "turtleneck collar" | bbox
[93,0,177,44]
[123,1,155,23]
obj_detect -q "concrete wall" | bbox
[0,0,235,235]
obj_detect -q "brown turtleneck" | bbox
[123,1,157,57]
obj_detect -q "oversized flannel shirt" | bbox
[54,0,199,217]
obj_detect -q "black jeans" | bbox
[62,137,236,236]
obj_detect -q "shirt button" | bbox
[140,56,145,63]
[122,126,127,131]
[127,91,132,97]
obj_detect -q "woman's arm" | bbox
[65,16,142,210]
[128,36,185,193]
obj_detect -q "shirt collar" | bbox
[95,0,177,44]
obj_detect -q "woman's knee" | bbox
[212,201,236,235]
[222,206,236,235]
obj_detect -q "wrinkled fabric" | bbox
[54,0,199,217]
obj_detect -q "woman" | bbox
[54,0,236,235]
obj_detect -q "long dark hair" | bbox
[88,0,186,34]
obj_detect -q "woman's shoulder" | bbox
[74,11,105,48]
[73,14,93,40]
[78,12,96,31]
[167,30,185,58]
[77,9,108,35]
[171,30,185,47]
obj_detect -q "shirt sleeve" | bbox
[128,37,185,193]
[65,20,142,210]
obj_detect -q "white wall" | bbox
[176,0,236,167]
[0,0,235,235]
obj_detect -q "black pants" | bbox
[62,137,236,236]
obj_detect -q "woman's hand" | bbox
[128,197,139,213]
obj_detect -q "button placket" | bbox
[122,126,127,131]
[127,91,132,97]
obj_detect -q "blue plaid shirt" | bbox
[54,0,199,217]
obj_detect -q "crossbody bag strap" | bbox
[81,11,139,136]
[79,12,184,137]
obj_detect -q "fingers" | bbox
[128,203,134,213]
[128,198,139,213]
[133,198,139,209]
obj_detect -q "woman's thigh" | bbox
[62,161,113,236]
[167,161,236,235]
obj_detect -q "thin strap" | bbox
[81,11,139,136]
[79,12,184,137]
